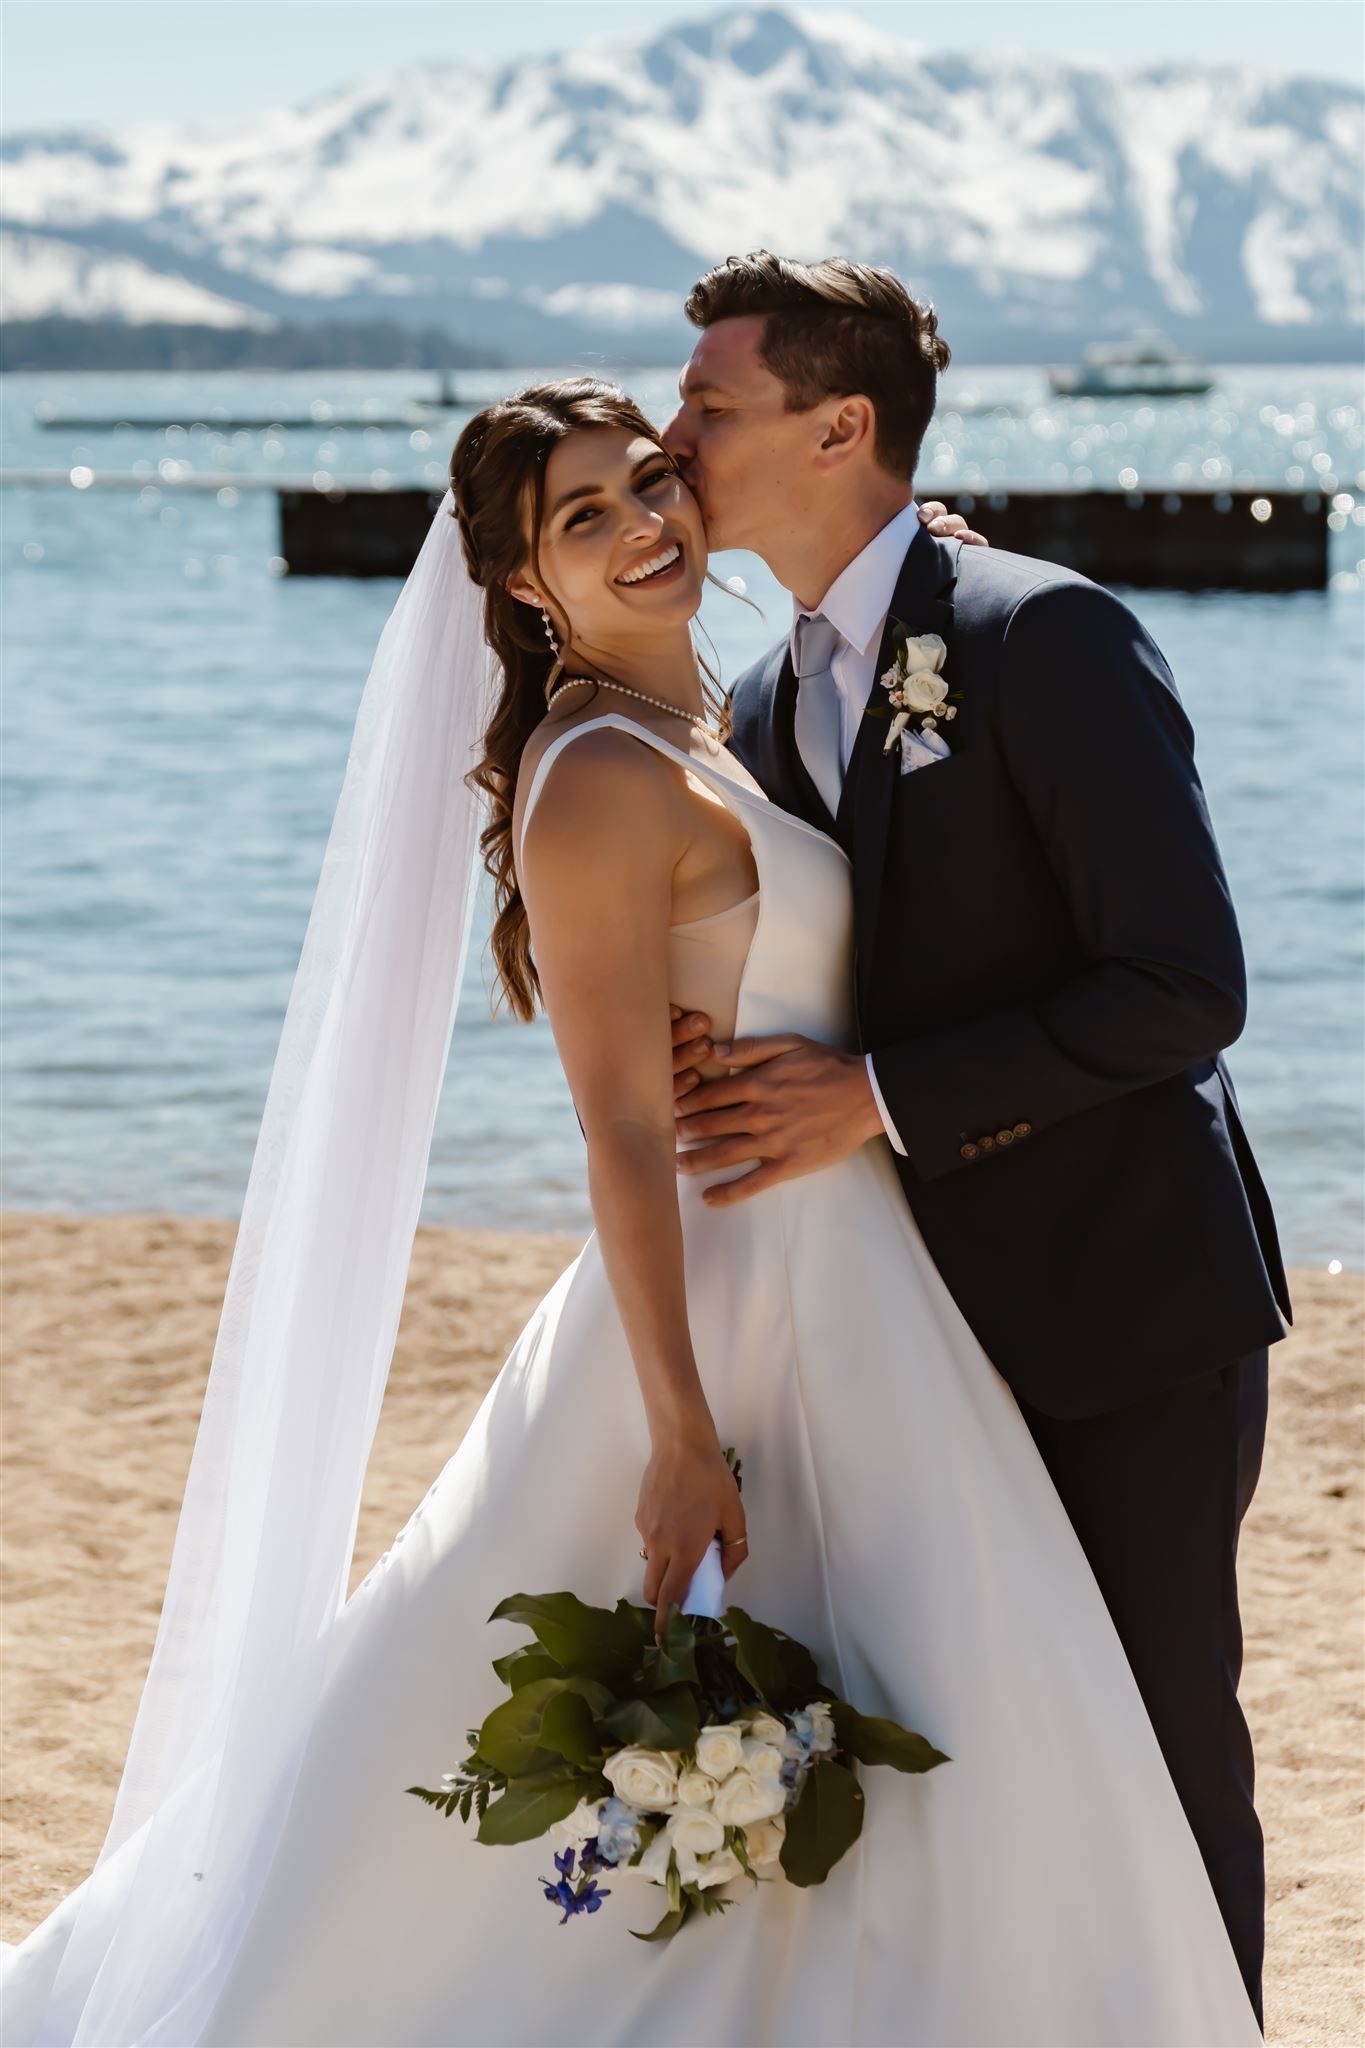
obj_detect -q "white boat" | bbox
[1049,335,1213,399]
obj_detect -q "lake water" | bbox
[2,365,1362,1265]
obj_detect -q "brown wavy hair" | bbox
[448,377,732,1023]
[685,250,951,480]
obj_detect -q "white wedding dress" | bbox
[5,715,1260,2048]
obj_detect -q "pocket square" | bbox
[898,727,953,775]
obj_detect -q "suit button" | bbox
[978,1135,996,1153]
[995,1128,1014,1146]
[1013,1122,1032,1139]
[960,1142,979,1161]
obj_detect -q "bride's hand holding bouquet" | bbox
[635,1426,748,1637]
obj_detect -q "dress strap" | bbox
[515,713,754,870]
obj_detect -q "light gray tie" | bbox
[792,612,844,820]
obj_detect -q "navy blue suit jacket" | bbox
[728,531,1290,1417]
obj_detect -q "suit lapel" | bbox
[837,531,963,1019]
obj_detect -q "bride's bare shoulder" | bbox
[513,712,687,876]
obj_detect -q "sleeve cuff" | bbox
[865,1052,907,1156]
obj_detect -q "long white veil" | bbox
[14,487,495,2046]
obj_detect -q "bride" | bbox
[3,379,1261,2047]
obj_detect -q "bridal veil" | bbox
[21,488,493,2045]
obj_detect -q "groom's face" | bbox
[662,317,824,556]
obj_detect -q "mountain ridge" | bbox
[2,4,1360,364]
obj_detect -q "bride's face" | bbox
[510,428,707,655]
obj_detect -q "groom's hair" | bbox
[684,251,950,481]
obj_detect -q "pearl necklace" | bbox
[547,672,719,734]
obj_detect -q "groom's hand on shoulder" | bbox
[673,1034,884,1205]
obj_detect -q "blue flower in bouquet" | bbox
[539,1845,611,1924]
[787,1702,837,1759]
[593,1796,643,1868]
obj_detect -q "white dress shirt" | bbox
[790,498,921,1157]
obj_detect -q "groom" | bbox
[661,251,1290,2025]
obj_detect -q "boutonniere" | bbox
[878,626,960,768]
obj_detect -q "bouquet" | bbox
[409,1462,949,1942]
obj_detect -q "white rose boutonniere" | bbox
[877,622,960,773]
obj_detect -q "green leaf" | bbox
[630,1899,692,1943]
[538,1688,598,1767]
[640,1606,699,1690]
[723,1608,820,1712]
[831,1700,951,1774]
[476,1678,567,1776]
[600,1682,700,1752]
[774,1636,822,1707]
[665,1847,682,1915]
[491,1644,561,1690]
[475,1764,585,1846]
[477,1674,619,1776]
[724,1824,761,1885]
[405,1783,460,1818]
[779,1757,865,1887]
[722,1607,787,1706]
[488,1592,645,1682]
[612,1597,656,1642]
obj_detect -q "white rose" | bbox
[666,1806,725,1857]
[634,1830,673,1885]
[676,1768,716,1808]
[740,1736,784,1778]
[602,1745,680,1811]
[546,1795,605,1850]
[901,667,948,713]
[713,1767,788,1827]
[741,1712,788,1746]
[694,1723,746,1780]
[691,1845,744,1891]
[742,1814,786,1867]
[900,632,946,675]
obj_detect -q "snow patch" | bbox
[0,229,278,328]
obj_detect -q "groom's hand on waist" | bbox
[671,1026,884,1205]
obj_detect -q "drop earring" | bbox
[539,605,565,701]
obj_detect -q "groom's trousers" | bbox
[1016,1350,1270,2032]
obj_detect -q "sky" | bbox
[2,0,1360,131]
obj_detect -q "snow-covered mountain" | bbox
[2,5,1360,361]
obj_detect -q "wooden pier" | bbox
[276,485,1330,589]
[938,486,1328,590]
[0,469,1332,589]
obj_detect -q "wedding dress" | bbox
[4,713,1260,2048]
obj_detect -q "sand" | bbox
[2,1211,1361,2044]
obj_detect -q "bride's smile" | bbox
[614,539,685,587]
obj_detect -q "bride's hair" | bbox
[448,377,731,1023]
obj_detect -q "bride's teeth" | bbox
[618,543,680,585]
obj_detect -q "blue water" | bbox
[3,365,1362,1263]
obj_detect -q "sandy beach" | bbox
[2,1210,1361,2044]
